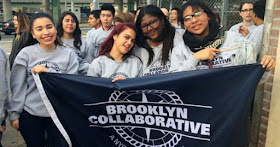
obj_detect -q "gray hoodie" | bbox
[8,43,79,121]
[135,32,183,76]
[61,37,91,75]
[87,55,142,79]
[0,46,8,124]
[170,31,257,72]
[87,26,114,59]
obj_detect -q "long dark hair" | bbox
[179,0,217,25]
[56,11,82,50]
[136,5,175,66]
[22,12,61,49]
[100,23,137,60]
[15,12,29,40]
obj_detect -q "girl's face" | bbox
[32,17,57,49]
[170,10,178,21]
[62,15,76,35]
[13,16,18,29]
[113,27,136,55]
[183,6,210,38]
[88,15,100,28]
[140,14,163,41]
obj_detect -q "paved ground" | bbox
[0,24,90,146]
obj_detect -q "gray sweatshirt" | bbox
[245,24,264,58]
[87,26,114,59]
[170,31,257,72]
[0,46,8,123]
[135,32,183,76]
[87,55,142,79]
[86,28,96,43]
[229,22,257,37]
[8,43,79,121]
[61,37,91,75]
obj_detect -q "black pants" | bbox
[19,110,68,147]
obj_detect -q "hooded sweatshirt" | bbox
[8,43,79,121]
[0,46,8,123]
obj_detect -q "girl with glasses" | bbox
[135,5,183,76]
[170,0,275,72]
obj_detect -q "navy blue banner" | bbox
[35,64,265,147]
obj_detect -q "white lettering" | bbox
[158,106,167,116]
[127,105,137,114]
[88,115,98,124]
[201,123,210,136]
[135,115,145,124]
[190,122,201,134]
[106,105,116,115]
[98,115,108,124]
[165,106,176,117]
[116,105,127,114]
[177,108,187,119]
[155,116,165,127]
[147,106,158,115]
[166,118,176,129]
[138,105,148,114]
[125,114,135,123]
[145,115,155,125]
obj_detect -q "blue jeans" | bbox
[19,110,68,147]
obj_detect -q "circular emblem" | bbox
[109,90,183,147]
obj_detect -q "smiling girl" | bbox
[135,5,183,76]
[8,12,78,146]
[170,0,275,72]
[57,11,91,75]
[87,23,142,81]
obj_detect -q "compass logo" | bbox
[87,90,211,147]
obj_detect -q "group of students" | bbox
[0,0,276,146]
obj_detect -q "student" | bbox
[135,5,183,76]
[87,23,142,81]
[170,0,275,72]
[88,3,115,59]
[170,7,180,28]
[9,12,30,70]
[229,1,257,36]
[0,46,8,147]
[114,13,134,26]
[0,46,8,125]
[86,10,101,43]
[8,12,79,146]
[246,0,267,58]
[57,11,91,75]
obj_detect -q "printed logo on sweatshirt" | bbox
[196,53,234,69]
[109,72,129,80]
[144,58,170,76]
[28,61,60,75]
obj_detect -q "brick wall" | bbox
[258,0,280,146]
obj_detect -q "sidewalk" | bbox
[2,122,26,147]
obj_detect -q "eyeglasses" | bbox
[183,10,205,23]
[140,18,159,31]
[241,8,253,13]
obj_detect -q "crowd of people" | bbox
[0,0,276,146]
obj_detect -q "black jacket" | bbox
[9,31,29,70]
